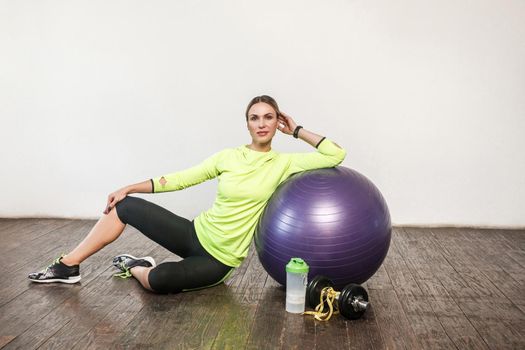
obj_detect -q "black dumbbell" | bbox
[306,275,369,320]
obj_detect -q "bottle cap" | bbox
[286,258,309,274]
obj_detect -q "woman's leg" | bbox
[64,195,195,267]
[90,196,234,293]
[111,196,197,257]
[106,196,208,291]
[29,203,127,283]
[30,195,197,284]
[61,206,125,266]
[146,256,234,293]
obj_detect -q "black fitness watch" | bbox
[293,125,303,138]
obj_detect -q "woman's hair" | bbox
[245,95,280,121]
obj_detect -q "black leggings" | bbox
[114,196,234,293]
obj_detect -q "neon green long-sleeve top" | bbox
[151,137,346,268]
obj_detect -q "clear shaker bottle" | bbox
[285,258,309,313]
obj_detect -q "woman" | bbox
[28,95,346,294]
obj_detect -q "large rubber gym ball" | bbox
[254,166,391,289]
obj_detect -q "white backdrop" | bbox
[1,0,524,227]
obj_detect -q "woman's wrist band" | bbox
[293,125,303,138]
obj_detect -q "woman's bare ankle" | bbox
[61,255,80,266]
[130,266,154,291]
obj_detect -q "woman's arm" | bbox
[278,111,343,149]
[296,128,324,149]
[105,148,225,214]
[103,180,153,215]
[123,180,154,194]
[277,111,346,177]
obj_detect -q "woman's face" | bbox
[246,102,279,143]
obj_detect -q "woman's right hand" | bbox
[103,188,129,215]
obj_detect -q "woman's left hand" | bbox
[277,111,298,136]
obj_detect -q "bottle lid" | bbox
[286,258,309,274]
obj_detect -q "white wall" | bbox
[1,0,524,227]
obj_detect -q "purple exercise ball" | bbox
[254,166,391,289]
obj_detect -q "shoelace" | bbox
[42,254,65,274]
[51,256,62,266]
[113,261,133,279]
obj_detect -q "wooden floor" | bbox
[0,219,524,349]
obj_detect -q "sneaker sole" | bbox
[29,275,81,284]
[112,254,156,268]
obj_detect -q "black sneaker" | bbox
[112,254,156,279]
[28,256,81,283]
